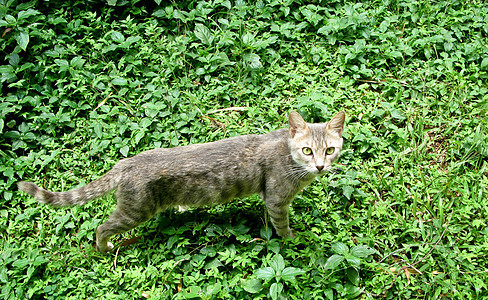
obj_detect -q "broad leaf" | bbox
[281,267,305,282]
[243,53,262,69]
[350,245,376,258]
[111,31,125,43]
[324,254,344,270]
[269,282,283,300]
[194,23,214,45]
[16,31,29,51]
[345,253,361,267]
[17,8,40,20]
[120,145,129,157]
[241,279,263,294]
[270,254,285,273]
[254,267,275,281]
[346,267,360,286]
[332,242,349,255]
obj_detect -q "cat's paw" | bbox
[177,205,188,212]
[106,242,114,251]
[96,242,114,253]
[287,229,297,239]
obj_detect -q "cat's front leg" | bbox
[265,198,295,238]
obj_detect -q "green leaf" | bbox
[241,279,263,294]
[254,267,275,281]
[345,253,361,267]
[346,267,360,285]
[194,23,214,45]
[55,59,69,72]
[94,123,103,138]
[243,53,262,69]
[332,242,349,255]
[205,258,223,269]
[260,227,272,240]
[345,282,362,298]
[12,259,30,269]
[0,65,16,82]
[17,9,40,20]
[4,14,16,25]
[324,254,344,270]
[343,185,354,199]
[281,267,305,282]
[206,283,222,296]
[268,240,281,254]
[111,77,128,86]
[350,245,376,258]
[111,31,125,43]
[390,109,405,120]
[8,53,19,66]
[481,57,488,70]
[120,145,129,157]
[270,254,285,272]
[0,267,7,283]
[242,32,255,47]
[16,31,29,51]
[33,255,48,266]
[324,289,334,300]
[200,247,216,257]
[228,223,250,236]
[70,56,85,68]
[269,282,283,300]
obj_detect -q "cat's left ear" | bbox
[326,111,345,136]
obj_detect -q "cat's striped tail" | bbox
[18,171,119,207]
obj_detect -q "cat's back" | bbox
[117,128,289,175]
[112,129,290,206]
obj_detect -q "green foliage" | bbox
[1,0,487,299]
[245,253,305,299]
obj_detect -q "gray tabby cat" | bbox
[18,111,345,252]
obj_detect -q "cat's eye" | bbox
[302,147,313,155]
[326,147,335,155]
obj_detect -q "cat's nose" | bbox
[316,165,324,171]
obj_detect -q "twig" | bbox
[356,78,409,87]
[94,91,113,111]
[162,257,188,284]
[113,246,120,269]
[378,242,429,264]
[207,107,248,114]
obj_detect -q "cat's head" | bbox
[288,111,345,175]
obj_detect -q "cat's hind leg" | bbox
[96,196,156,252]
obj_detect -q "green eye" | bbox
[326,147,335,155]
[302,147,313,155]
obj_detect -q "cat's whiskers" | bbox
[284,164,312,184]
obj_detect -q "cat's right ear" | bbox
[289,111,309,138]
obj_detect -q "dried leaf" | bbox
[200,116,226,129]
[120,236,142,247]
[141,291,151,299]
[207,107,248,114]
[178,278,183,292]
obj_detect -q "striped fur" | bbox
[18,111,345,252]
[18,169,120,207]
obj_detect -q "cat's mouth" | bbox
[312,166,330,175]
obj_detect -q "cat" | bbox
[18,111,345,252]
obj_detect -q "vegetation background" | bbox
[1,0,487,299]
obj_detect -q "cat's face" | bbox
[288,111,345,175]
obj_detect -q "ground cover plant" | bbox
[1,0,487,298]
